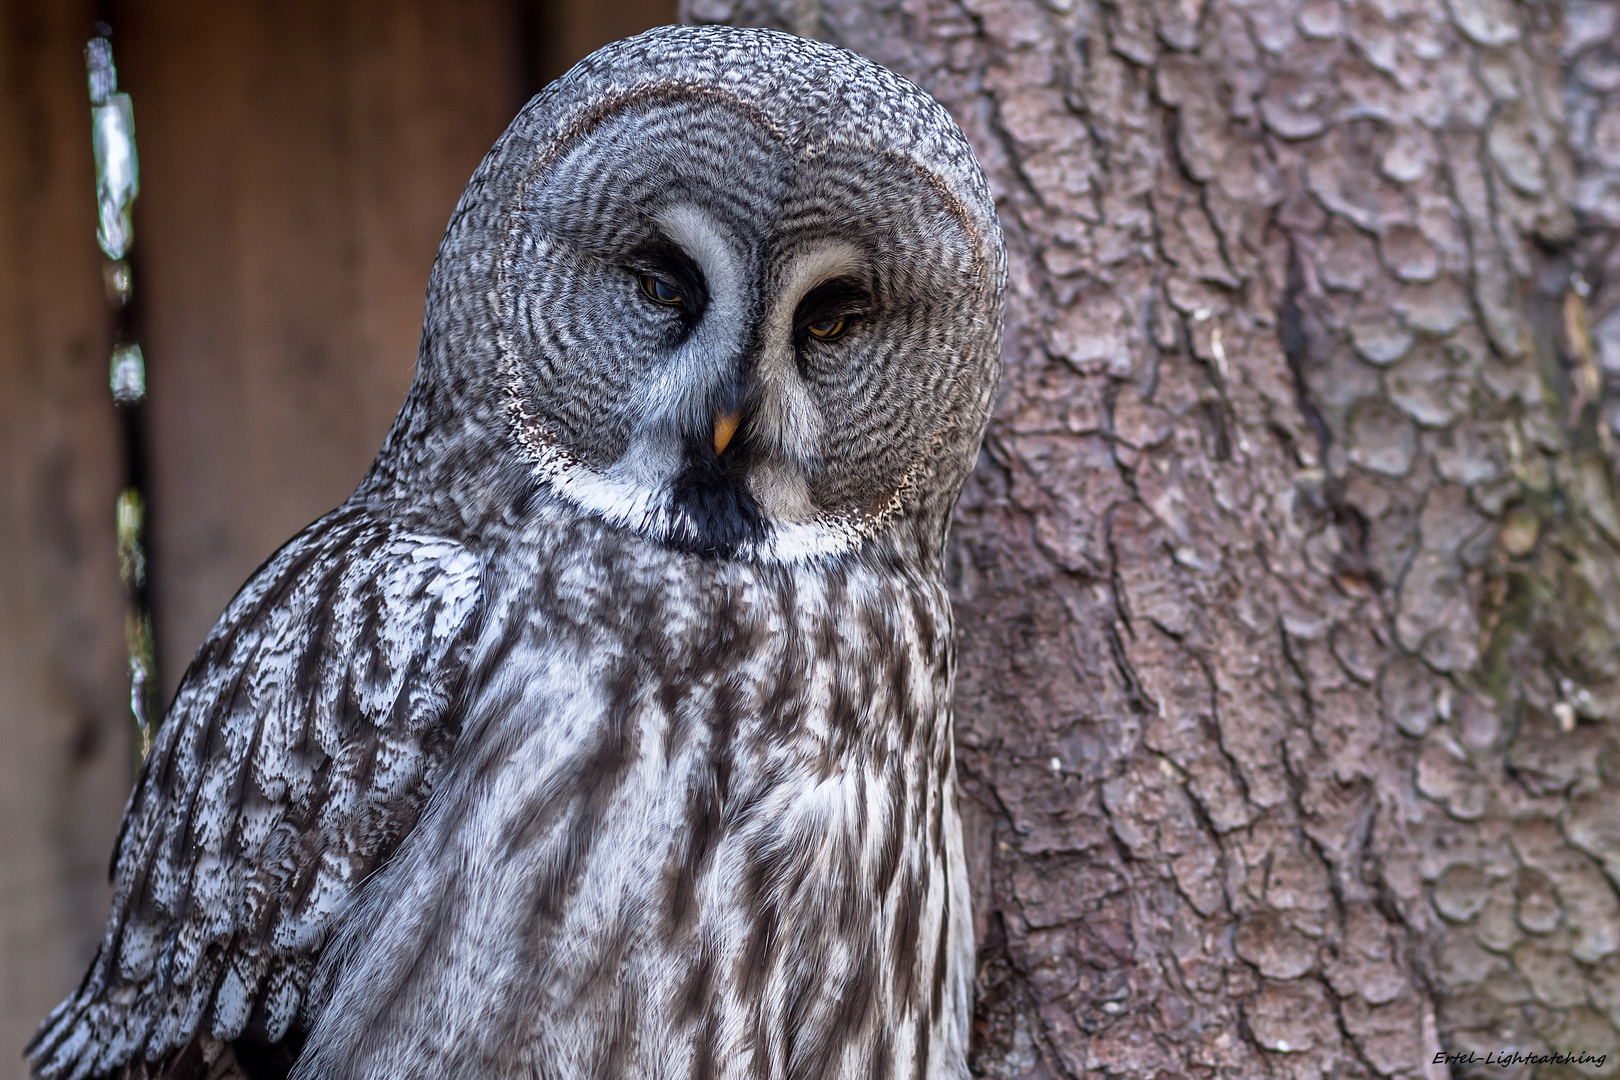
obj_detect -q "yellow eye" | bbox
[806,316,847,340]
[640,275,684,306]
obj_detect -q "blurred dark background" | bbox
[0,1,673,1069]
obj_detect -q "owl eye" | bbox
[805,316,848,340]
[794,277,865,346]
[639,275,685,307]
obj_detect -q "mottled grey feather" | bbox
[33,24,1002,1080]
[29,509,483,1079]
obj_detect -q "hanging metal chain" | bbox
[87,27,159,757]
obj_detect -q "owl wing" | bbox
[28,505,485,1080]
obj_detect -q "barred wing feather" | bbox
[28,507,484,1080]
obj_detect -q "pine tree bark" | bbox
[687,0,1620,1074]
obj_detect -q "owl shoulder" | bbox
[28,504,485,1080]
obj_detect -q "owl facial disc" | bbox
[480,27,1004,563]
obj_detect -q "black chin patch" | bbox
[669,435,764,558]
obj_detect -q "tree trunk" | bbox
[688,0,1620,1074]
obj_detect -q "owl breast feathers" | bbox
[31,25,1004,1080]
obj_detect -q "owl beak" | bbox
[713,411,740,454]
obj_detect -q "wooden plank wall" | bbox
[0,2,133,1070]
[0,1,674,1071]
[121,1,527,700]
[531,0,679,82]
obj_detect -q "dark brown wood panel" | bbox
[0,1,137,1070]
[115,0,524,695]
[534,0,678,83]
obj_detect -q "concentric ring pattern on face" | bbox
[475,27,1004,559]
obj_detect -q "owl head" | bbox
[378,25,1004,562]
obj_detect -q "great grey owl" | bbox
[31,24,1004,1080]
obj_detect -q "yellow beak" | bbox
[714,411,740,454]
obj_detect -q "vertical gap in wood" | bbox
[532,0,680,87]
[511,0,546,109]
[100,0,162,736]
